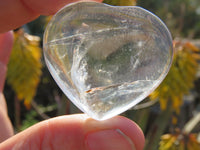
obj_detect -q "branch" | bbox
[31,100,50,120]
[131,99,159,110]
[183,111,200,134]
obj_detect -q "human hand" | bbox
[0,0,145,149]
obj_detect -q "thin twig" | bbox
[131,99,159,110]
[31,100,50,120]
[197,132,200,143]
[183,111,200,134]
[14,96,21,130]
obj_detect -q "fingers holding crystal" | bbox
[0,114,145,150]
[0,31,14,142]
[0,31,13,114]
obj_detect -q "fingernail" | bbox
[85,129,136,150]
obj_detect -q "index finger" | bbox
[0,0,103,33]
[0,31,13,92]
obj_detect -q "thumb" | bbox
[0,114,145,150]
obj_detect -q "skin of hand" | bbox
[0,0,145,150]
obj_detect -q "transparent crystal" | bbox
[43,2,173,120]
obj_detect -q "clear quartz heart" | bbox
[43,1,173,120]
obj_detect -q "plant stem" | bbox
[183,111,200,134]
[144,105,173,150]
[14,96,21,131]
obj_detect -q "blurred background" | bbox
[4,0,200,149]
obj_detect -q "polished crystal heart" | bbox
[43,2,173,120]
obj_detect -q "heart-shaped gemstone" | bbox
[43,2,173,120]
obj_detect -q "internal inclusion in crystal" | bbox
[43,2,173,120]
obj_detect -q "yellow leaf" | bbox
[150,40,200,113]
[172,115,178,125]
[7,29,42,109]
[160,133,200,150]
[103,0,137,6]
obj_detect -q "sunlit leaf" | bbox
[159,132,200,150]
[150,41,200,113]
[103,0,137,6]
[7,29,42,109]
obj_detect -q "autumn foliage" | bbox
[7,29,42,109]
